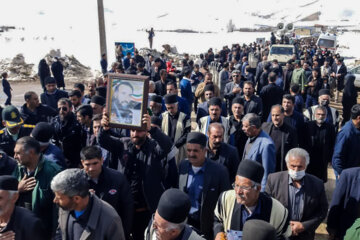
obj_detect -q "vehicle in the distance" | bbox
[268,44,295,65]
[316,33,337,53]
[348,65,360,89]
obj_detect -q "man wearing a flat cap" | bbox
[196,97,230,142]
[214,159,291,240]
[303,88,340,131]
[0,175,46,239]
[179,132,230,239]
[161,94,191,166]
[145,189,204,240]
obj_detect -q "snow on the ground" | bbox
[0,0,360,72]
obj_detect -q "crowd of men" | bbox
[0,35,359,240]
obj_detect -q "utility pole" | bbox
[97,0,107,58]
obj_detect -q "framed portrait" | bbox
[115,42,135,59]
[106,73,149,130]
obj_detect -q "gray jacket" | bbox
[56,194,125,240]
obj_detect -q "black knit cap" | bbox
[157,189,191,224]
[150,95,163,104]
[204,84,215,92]
[0,176,18,191]
[186,132,207,147]
[208,97,222,108]
[232,97,244,106]
[164,94,178,104]
[243,219,276,240]
[31,122,54,143]
[91,95,106,106]
[318,89,331,96]
[236,159,264,184]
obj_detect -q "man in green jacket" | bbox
[345,218,360,240]
[13,136,61,239]
[291,60,306,93]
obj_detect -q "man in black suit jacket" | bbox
[241,81,263,118]
[262,105,298,172]
[260,72,284,122]
[303,106,335,182]
[206,122,240,181]
[178,132,230,239]
[330,57,347,102]
[265,148,328,240]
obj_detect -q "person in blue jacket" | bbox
[241,113,276,190]
[180,67,193,111]
[332,104,360,179]
[327,167,360,239]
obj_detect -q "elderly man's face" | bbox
[287,155,306,172]
[150,101,162,115]
[234,176,260,206]
[153,211,179,240]
[242,120,256,137]
[315,109,326,124]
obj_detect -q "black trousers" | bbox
[131,210,151,240]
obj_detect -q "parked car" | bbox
[348,65,360,89]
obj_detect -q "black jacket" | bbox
[51,61,65,87]
[266,172,328,240]
[260,83,284,122]
[241,95,263,118]
[179,159,231,240]
[207,142,240,182]
[88,166,134,239]
[20,103,57,125]
[0,151,17,175]
[1,206,46,240]
[40,89,68,110]
[98,126,173,213]
[303,121,335,182]
[52,113,82,168]
[261,122,298,171]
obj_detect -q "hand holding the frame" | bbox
[101,111,110,131]
[142,114,151,131]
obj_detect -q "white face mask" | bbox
[288,169,306,180]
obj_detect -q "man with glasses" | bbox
[214,159,292,240]
[224,70,244,113]
[52,98,82,168]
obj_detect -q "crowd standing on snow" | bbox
[0,33,359,240]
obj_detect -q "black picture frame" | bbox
[106,73,149,130]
